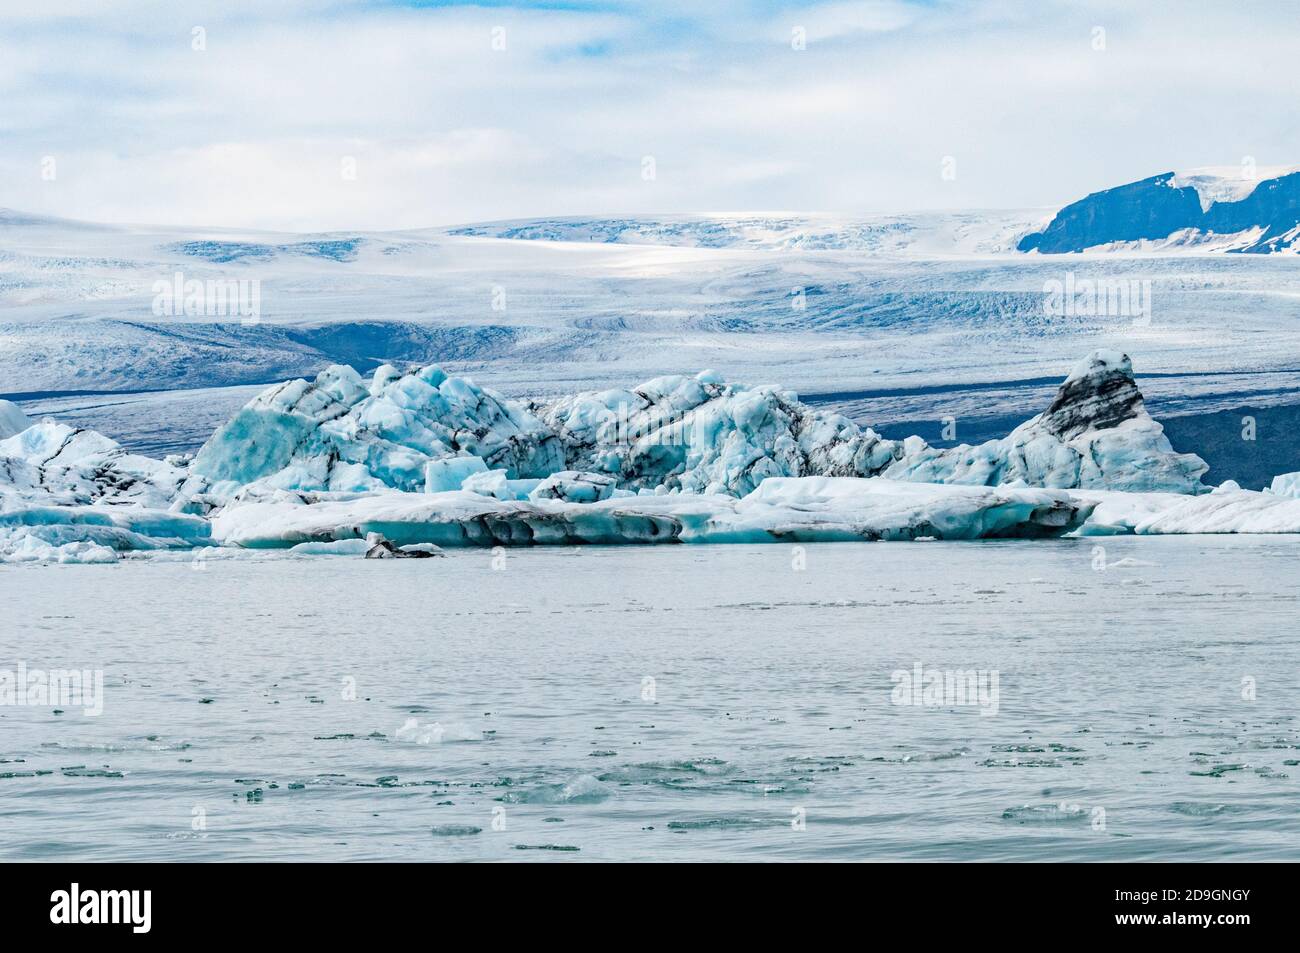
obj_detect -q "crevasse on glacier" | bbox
[4,348,1300,561]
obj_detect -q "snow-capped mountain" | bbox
[1019,167,1300,254]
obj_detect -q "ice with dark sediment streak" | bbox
[0,420,185,508]
[538,350,1207,495]
[535,370,899,496]
[203,476,1300,549]
[881,351,1209,494]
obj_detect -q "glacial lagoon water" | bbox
[2,536,1299,862]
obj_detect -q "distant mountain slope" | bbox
[1020,168,1300,254]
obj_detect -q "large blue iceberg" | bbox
[176,348,1206,508]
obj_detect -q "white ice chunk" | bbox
[0,400,32,440]
[1265,470,1300,499]
[528,470,618,503]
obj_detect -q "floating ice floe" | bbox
[203,477,1300,548]
[0,503,210,563]
[0,531,119,564]
[4,349,1300,562]
[0,420,208,562]
[394,717,480,745]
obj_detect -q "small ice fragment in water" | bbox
[394,718,479,744]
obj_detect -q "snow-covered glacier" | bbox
[4,347,1300,563]
[1019,167,1300,254]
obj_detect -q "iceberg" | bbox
[177,348,1204,507]
[0,503,209,562]
[181,363,564,506]
[536,371,895,496]
[0,531,120,564]
[203,477,1084,549]
[0,420,186,508]
[1120,484,1300,535]
[534,351,1205,495]
[882,352,1208,493]
[528,470,620,503]
[1265,470,1300,499]
[423,455,489,493]
[206,478,1300,550]
[0,421,208,562]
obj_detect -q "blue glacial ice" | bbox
[0,421,206,561]
[181,363,563,506]
[881,352,1208,493]
[1265,470,1300,499]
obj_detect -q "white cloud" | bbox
[784,0,919,42]
[2,0,1298,230]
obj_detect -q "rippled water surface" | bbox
[2,537,1299,861]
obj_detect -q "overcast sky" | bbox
[2,0,1297,231]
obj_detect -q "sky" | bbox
[2,0,1298,231]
